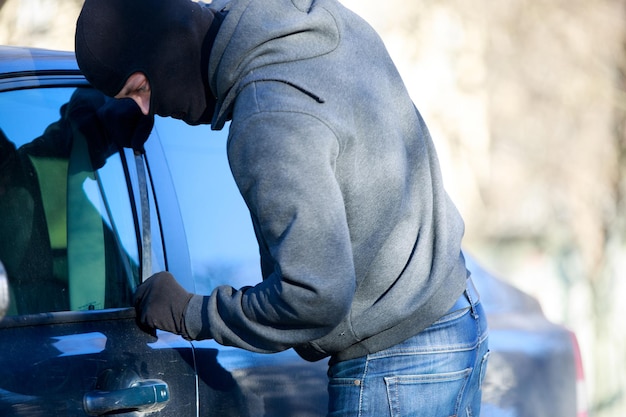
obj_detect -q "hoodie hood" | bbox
[208,0,340,129]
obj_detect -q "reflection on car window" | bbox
[155,117,261,294]
[0,87,139,315]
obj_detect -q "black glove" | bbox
[66,90,154,169]
[96,97,154,154]
[134,271,194,339]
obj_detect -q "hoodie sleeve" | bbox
[185,93,356,352]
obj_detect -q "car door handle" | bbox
[83,379,169,416]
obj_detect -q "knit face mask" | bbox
[75,0,219,125]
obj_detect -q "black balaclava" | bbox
[75,0,220,126]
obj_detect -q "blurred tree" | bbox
[0,0,83,50]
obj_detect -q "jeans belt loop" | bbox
[465,276,479,319]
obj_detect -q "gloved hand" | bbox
[134,271,194,339]
[96,96,154,155]
[66,90,154,169]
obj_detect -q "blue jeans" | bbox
[327,288,489,417]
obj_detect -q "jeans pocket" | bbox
[384,368,471,417]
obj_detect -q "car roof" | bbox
[0,45,79,75]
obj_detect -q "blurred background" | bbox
[1,0,624,415]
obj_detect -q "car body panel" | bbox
[0,311,196,416]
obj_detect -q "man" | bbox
[75,0,489,415]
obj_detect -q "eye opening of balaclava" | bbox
[75,0,219,125]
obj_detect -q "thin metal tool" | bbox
[0,261,8,320]
[135,154,152,281]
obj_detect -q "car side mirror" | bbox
[0,261,9,320]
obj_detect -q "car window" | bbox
[0,87,141,315]
[155,118,261,294]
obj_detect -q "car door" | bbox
[0,71,197,415]
[152,118,330,416]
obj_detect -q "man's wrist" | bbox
[183,294,206,340]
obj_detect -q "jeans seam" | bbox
[454,365,471,416]
[358,356,370,417]
[368,341,480,359]
[385,375,397,417]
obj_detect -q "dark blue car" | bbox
[0,46,586,417]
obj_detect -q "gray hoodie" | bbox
[185,0,468,362]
